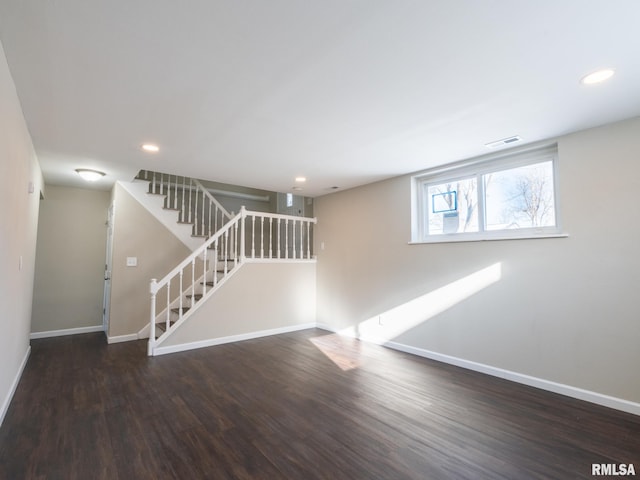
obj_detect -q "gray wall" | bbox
[315,116,640,405]
[31,185,110,333]
[0,41,43,424]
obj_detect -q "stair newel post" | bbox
[240,207,246,262]
[149,279,157,356]
[307,221,311,259]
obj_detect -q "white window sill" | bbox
[409,232,569,245]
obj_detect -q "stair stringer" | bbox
[151,261,317,356]
[147,260,246,351]
[119,180,203,251]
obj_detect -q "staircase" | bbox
[134,170,317,356]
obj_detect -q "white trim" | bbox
[153,323,316,356]
[317,324,640,416]
[107,333,139,344]
[409,232,569,244]
[412,143,562,243]
[384,341,640,416]
[0,346,30,427]
[244,257,317,264]
[30,325,103,339]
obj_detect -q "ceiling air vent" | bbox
[485,135,522,149]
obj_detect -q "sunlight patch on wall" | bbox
[339,262,502,345]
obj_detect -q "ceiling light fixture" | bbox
[295,176,307,182]
[75,168,106,182]
[581,68,615,85]
[141,143,160,153]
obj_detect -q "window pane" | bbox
[426,178,479,235]
[484,161,555,230]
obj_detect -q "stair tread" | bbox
[155,319,176,332]
[171,307,191,314]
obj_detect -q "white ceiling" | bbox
[1,1,639,196]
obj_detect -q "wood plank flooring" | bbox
[1,329,638,479]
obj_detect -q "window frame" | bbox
[411,143,566,243]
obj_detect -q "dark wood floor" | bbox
[1,329,638,479]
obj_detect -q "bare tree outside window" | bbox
[417,146,558,241]
[485,161,555,230]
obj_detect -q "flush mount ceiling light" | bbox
[295,176,307,183]
[141,143,160,153]
[75,168,106,182]
[581,68,615,85]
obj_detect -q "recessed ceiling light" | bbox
[141,143,160,153]
[295,176,307,183]
[75,168,106,182]
[581,68,615,85]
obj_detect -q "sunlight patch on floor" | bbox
[309,333,365,371]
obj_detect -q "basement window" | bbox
[411,144,565,243]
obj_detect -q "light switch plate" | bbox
[126,257,137,267]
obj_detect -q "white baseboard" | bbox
[30,325,103,339]
[153,322,316,356]
[317,323,640,417]
[107,333,139,344]
[0,346,30,427]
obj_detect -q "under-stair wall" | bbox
[153,262,316,355]
[107,183,193,342]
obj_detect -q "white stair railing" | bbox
[148,207,317,355]
[139,170,232,239]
